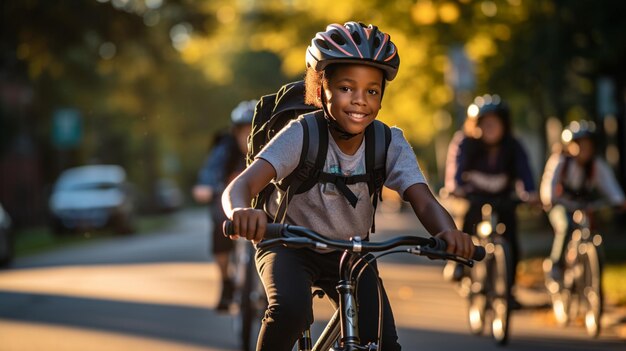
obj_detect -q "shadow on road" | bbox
[0,290,238,350]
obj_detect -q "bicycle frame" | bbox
[297,245,377,351]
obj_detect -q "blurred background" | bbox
[2,1,626,349]
[2,0,626,227]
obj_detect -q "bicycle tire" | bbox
[552,242,577,327]
[551,288,571,327]
[581,242,603,337]
[489,238,511,345]
[467,259,487,335]
[239,243,268,351]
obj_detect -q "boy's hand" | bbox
[435,230,475,260]
[230,208,267,243]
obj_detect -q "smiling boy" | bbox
[222,22,474,350]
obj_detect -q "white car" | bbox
[49,165,136,235]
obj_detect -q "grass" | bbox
[13,213,174,258]
[605,263,626,306]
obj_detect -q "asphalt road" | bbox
[0,208,624,351]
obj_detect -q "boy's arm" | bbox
[222,158,276,242]
[404,183,474,259]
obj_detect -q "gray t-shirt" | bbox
[257,119,426,240]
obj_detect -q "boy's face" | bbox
[322,64,383,135]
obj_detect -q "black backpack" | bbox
[247,81,392,232]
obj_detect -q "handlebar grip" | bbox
[264,223,285,239]
[430,237,486,261]
[222,220,285,239]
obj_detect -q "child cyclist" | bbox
[222,22,475,350]
[193,100,255,311]
[443,96,537,303]
[540,120,626,280]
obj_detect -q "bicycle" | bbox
[457,195,516,345]
[544,207,604,337]
[224,220,485,351]
[230,238,267,351]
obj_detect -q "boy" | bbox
[222,22,474,350]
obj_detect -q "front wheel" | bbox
[239,245,265,351]
[489,240,512,345]
[580,242,603,338]
[467,259,487,335]
[551,289,571,327]
[468,294,487,335]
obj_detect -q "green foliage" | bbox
[2,0,626,209]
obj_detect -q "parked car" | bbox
[0,203,13,267]
[49,165,136,235]
[155,178,184,212]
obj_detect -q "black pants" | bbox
[210,204,234,254]
[255,245,401,351]
[463,200,519,287]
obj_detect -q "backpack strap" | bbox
[273,112,391,229]
[273,111,328,223]
[364,120,391,232]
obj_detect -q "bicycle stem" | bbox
[337,251,362,348]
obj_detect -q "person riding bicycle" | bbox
[443,95,537,304]
[540,120,626,280]
[193,100,255,311]
[222,22,476,350]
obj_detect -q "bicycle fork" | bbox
[297,251,375,351]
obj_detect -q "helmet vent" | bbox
[315,38,330,50]
[330,33,346,45]
[373,37,381,49]
[351,32,362,45]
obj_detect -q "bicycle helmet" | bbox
[306,22,400,81]
[466,94,511,133]
[561,120,596,144]
[230,100,256,126]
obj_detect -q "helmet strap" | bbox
[320,90,360,140]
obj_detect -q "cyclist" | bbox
[540,120,626,280]
[193,100,255,311]
[443,95,537,305]
[222,21,475,350]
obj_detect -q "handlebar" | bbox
[223,220,485,266]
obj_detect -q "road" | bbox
[0,208,624,351]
